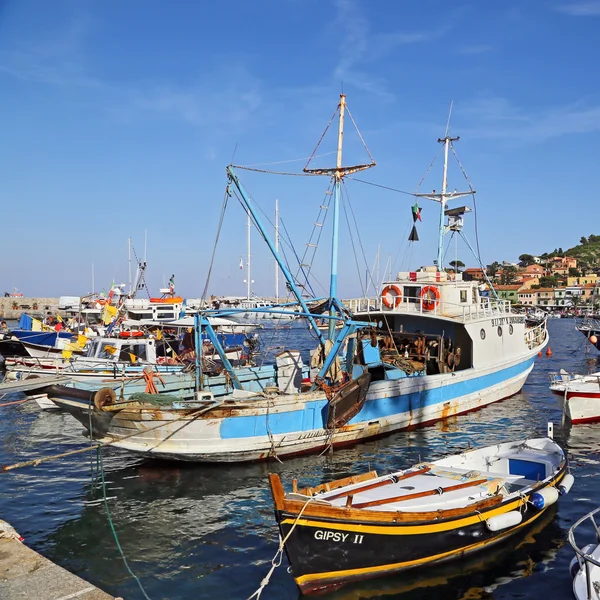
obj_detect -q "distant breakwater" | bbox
[0,297,59,320]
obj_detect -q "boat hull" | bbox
[48,350,538,462]
[278,493,558,595]
[565,390,600,424]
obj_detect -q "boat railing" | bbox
[524,321,547,350]
[344,296,513,320]
[568,506,600,600]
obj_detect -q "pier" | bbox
[0,527,116,600]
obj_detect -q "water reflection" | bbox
[0,319,598,599]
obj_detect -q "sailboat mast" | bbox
[128,238,132,296]
[328,94,345,340]
[246,212,251,300]
[275,199,279,304]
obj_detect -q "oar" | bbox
[351,478,489,509]
[324,466,431,501]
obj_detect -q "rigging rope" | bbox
[230,165,319,177]
[202,188,230,304]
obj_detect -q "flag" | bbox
[104,345,117,355]
[102,304,118,325]
[408,225,419,242]
[169,274,175,292]
[239,257,243,270]
[77,334,88,348]
[129,353,137,363]
[412,202,422,222]
[62,349,73,359]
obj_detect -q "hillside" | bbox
[563,235,600,268]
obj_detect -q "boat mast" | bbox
[327,96,345,340]
[246,212,251,300]
[303,94,376,339]
[416,134,472,272]
[128,238,132,296]
[436,135,457,270]
[275,199,279,304]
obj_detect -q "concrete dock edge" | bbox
[0,535,117,600]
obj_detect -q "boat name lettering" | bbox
[314,530,362,544]
[491,317,525,326]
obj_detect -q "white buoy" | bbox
[530,486,559,509]
[547,422,554,439]
[486,510,523,532]
[559,473,575,495]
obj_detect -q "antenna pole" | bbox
[436,135,459,270]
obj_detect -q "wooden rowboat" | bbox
[269,432,573,595]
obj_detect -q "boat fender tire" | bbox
[94,387,116,410]
[381,285,402,309]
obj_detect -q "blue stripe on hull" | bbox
[219,356,536,439]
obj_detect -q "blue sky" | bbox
[1,0,600,299]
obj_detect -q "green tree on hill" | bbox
[449,260,465,273]
[501,265,518,285]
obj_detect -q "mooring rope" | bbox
[246,496,315,600]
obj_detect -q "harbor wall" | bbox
[0,297,59,320]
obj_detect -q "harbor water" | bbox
[1,317,599,599]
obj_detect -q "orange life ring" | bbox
[420,285,440,311]
[119,330,144,338]
[381,284,403,309]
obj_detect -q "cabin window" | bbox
[497,326,503,337]
[480,329,486,340]
[403,286,420,303]
[460,290,468,303]
[509,324,514,335]
[119,344,148,362]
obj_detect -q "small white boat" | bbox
[568,507,600,599]
[550,369,600,424]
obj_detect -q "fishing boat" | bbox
[549,369,600,423]
[576,318,600,352]
[568,506,600,600]
[269,429,573,595]
[340,127,548,432]
[25,95,547,463]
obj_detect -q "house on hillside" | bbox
[518,264,545,279]
[462,267,487,282]
[536,288,554,308]
[518,289,537,306]
[549,256,577,277]
[495,284,522,304]
[567,274,598,287]
[554,287,568,307]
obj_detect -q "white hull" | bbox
[51,346,538,462]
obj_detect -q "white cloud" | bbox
[555,1,600,15]
[459,95,600,143]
